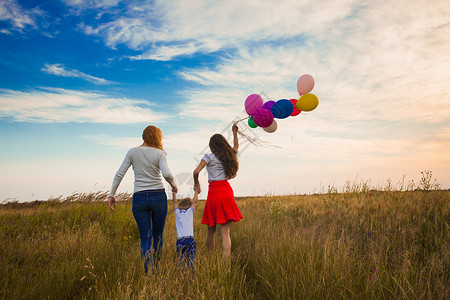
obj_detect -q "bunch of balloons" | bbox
[244,74,319,133]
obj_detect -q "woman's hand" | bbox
[232,123,239,134]
[171,185,178,193]
[108,196,116,211]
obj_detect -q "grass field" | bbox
[1,177,449,299]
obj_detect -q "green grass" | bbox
[1,186,449,299]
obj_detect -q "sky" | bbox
[0,0,449,202]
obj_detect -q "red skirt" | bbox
[202,180,243,227]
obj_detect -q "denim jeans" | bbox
[132,189,167,273]
[176,237,197,270]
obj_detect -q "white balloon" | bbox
[263,119,277,133]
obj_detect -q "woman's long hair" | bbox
[209,134,239,179]
[142,125,164,152]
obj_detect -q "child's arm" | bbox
[172,192,178,210]
[192,187,199,210]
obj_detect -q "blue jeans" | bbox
[176,237,197,270]
[132,189,167,273]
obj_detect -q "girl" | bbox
[108,125,177,272]
[193,124,243,257]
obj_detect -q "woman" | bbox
[108,125,177,272]
[193,124,243,257]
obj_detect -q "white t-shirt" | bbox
[109,146,176,197]
[174,207,194,238]
[202,153,227,182]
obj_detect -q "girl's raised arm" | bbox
[232,123,239,152]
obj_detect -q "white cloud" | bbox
[62,0,121,9]
[173,0,450,125]
[42,63,116,85]
[80,0,359,59]
[0,0,42,33]
[129,42,219,61]
[76,0,450,126]
[0,88,167,123]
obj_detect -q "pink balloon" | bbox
[252,108,274,127]
[289,99,301,116]
[245,94,263,115]
[297,74,315,95]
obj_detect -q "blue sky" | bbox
[1,0,449,201]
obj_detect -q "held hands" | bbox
[108,196,116,211]
[193,184,201,194]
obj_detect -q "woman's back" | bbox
[110,146,174,196]
[129,146,166,189]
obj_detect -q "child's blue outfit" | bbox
[174,207,197,268]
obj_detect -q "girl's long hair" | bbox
[209,134,239,179]
[142,125,164,152]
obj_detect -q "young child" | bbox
[172,188,199,269]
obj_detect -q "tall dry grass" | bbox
[0,178,448,299]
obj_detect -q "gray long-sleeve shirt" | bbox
[109,146,176,197]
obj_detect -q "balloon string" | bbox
[236,130,282,148]
[233,116,250,124]
[232,116,282,149]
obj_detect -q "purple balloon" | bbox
[262,100,275,111]
[252,108,274,127]
[245,94,263,115]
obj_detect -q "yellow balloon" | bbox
[296,93,319,112]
